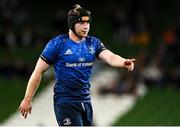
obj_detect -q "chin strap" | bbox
[71,28,83,40]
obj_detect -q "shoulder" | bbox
[43,34,69,53]
[86,35,101,43]
[47,34,68,47]
[50,34,68,44]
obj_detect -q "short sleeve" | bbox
[95,38,106,58]
[40,40,59,65]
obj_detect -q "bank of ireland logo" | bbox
[63,118,72,126]
[88,45,95,54]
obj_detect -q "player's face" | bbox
[74,21,90,38]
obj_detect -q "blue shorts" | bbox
[54,102,93,126]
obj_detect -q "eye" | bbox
[77,21,89,25]
[83,21,90,24]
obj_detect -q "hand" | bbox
[19,99,32,119]
[124,58,136,71]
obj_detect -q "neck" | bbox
[69,30,84,43]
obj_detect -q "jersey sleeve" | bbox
[40,39,59,65]
[95,38,106,58]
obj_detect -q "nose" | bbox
[83,22,89,28]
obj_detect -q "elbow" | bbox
[32,69,44,80]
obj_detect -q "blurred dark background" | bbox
[0,0,180,125]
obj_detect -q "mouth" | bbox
[82,30,87,32]
[81,31,88,34]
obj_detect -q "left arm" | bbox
[98,49,135,71]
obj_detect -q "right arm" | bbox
[19,58,50,118]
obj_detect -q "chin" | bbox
[81,35,88,38]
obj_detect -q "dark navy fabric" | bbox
[54,102,93,126]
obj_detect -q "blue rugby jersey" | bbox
[40,34,105,104]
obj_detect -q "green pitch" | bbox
[113,87,180,126]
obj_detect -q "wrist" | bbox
[24,96,33,102]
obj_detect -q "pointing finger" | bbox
[130,59,136,62]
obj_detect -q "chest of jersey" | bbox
[59,40,96,64]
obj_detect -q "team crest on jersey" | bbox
[88,45,95,54]
[63,118,72,126]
